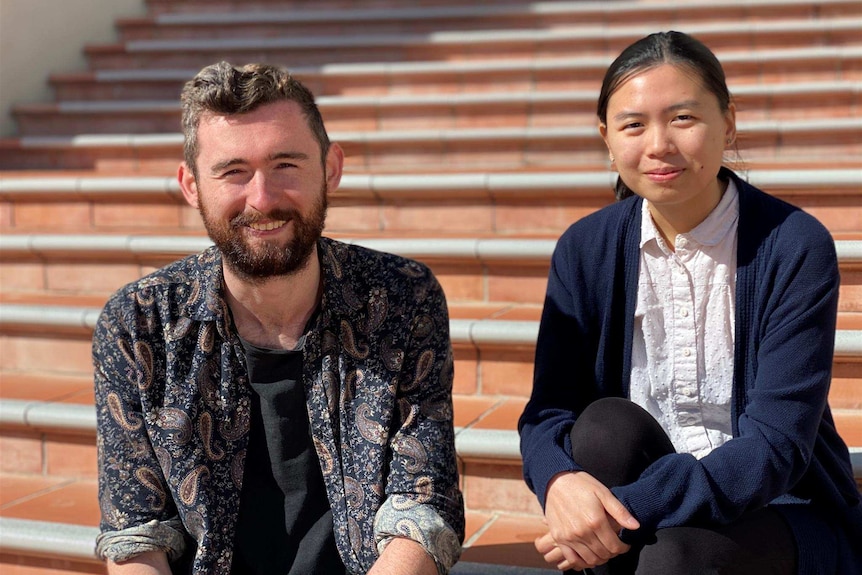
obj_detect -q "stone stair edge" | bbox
[2,302,862,358]
[2,397,859,470]
[10,117,862,148]
[0,397,521,456]
[47,44,862,86]
[0,515,559,574]
[91,18,862,53]
[61,44,862,83]
[132,0,860,27]
[3,235,862,262]
[13,79,862,114]
[3,169,860,197]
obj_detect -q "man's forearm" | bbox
[106,550,172,575]
[368,536,438,575]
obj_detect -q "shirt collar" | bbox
[640,178,739,250]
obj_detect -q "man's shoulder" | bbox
[104,247,220,311]
[320,237,435,286]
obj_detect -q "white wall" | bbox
[0,0,146,137]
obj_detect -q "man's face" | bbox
[179,100,342,283]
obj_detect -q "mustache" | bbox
[230,208,300,227]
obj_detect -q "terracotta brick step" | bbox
[4,234,862,308]
[114,0,862,42]
[49,46,862,102]
[2,118,860,172]
[0,473,557,573]
[3,169,860,235]
[14,81,860,137]
[0,300,543,396]
[0,389,859,533]
[143,0,567,15]
[1,299,861,404]
[4,233,862,306]
[0,376,545,517]
[0,382,859,522]
[142,0,860,20]
[81,18,861,71]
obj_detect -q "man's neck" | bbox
[223,248,322,350]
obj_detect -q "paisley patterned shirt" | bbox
[93,237,465,574]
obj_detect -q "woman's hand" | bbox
[536,471,640,571]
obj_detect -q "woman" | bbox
[518,31,862,574]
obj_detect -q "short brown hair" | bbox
[180,61,330,175]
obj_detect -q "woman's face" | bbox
[599,64,736,232]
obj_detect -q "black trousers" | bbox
[566,397,797,575]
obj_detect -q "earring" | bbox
[609,155,615,163]
[726,138,733,145]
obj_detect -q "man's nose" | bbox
[246,172,280,213]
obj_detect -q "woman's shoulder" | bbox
[734,174,833,248]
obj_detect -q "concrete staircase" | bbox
[1,0,860,572]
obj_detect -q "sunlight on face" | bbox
[600,64,736,234]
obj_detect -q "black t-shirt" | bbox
[230,338,346,575]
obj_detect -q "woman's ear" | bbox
[724,103,737,147]
[598,122,614,164]
[178,162,199,209]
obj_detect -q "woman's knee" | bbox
[569,398,675,487]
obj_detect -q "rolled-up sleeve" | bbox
[376,271,464,573]
[93,294,187,562]
[95,518,187,562]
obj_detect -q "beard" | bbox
[199,183,328,284]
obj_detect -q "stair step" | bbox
[0,498,557,573]
[114,0,862,43]
[14,81,861,136]
[1,299,861,403]
[2,168,861,235]
[50,45,862,102]
[81,19,862,70]
[141,0,860,16]
[4,235,862,310]
[1,393,859,508]
[3,118,860,171]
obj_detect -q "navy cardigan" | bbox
[519,169,862,573]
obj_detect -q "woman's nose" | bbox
[646,127,675,157]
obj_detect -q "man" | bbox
[93,61,464,575]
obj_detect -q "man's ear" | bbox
[178,162,199,209]
[324,143,344,194]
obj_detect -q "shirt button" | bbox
[683,348,692,357]
[681,308,689,317]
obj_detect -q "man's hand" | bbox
[106,550,171,575]
[536,471,639,571]
[368,536,438,575]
